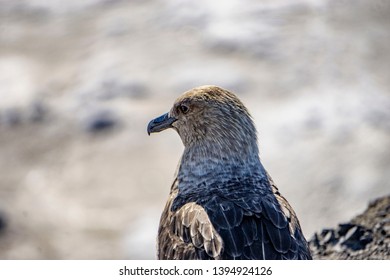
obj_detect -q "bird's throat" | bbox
[177,142,265,188]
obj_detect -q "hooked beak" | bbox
[147,113,177,135]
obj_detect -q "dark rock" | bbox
[84,110,118,133]
[1,108,22,127]
[309,195,390,259]
[29,100,47,123]
[338,223,355,236]
[0,99,48,127]
[340,225,373,251]
[321,229,337,245]
[89,118,115,132]
[0,212,7,234]
[311,233,320,248]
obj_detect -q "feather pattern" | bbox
[158,175,312,259]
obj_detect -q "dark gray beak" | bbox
[147,113,177,135]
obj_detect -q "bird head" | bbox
[148,86,258,157]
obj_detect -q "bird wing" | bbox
[266,173,312,259]
[201,175,311,259]
[202,192,295,259]
[157,182,223,260]
[158,177,311,260]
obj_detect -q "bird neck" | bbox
[176,140,266,187]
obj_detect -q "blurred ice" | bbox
[124,209,160,260]
[0,0,389,259]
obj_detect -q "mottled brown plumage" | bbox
[147,85,312,260]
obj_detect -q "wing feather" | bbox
[158,184,223,259]
[158,175,312,260]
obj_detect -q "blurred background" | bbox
[0,0,389,259]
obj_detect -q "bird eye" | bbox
[179,104,189,114]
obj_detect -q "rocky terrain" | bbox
[0,0,389,259]
[310,195,390,259]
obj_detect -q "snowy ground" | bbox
[0,0,389,259]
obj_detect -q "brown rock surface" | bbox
[309,195,390,259]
